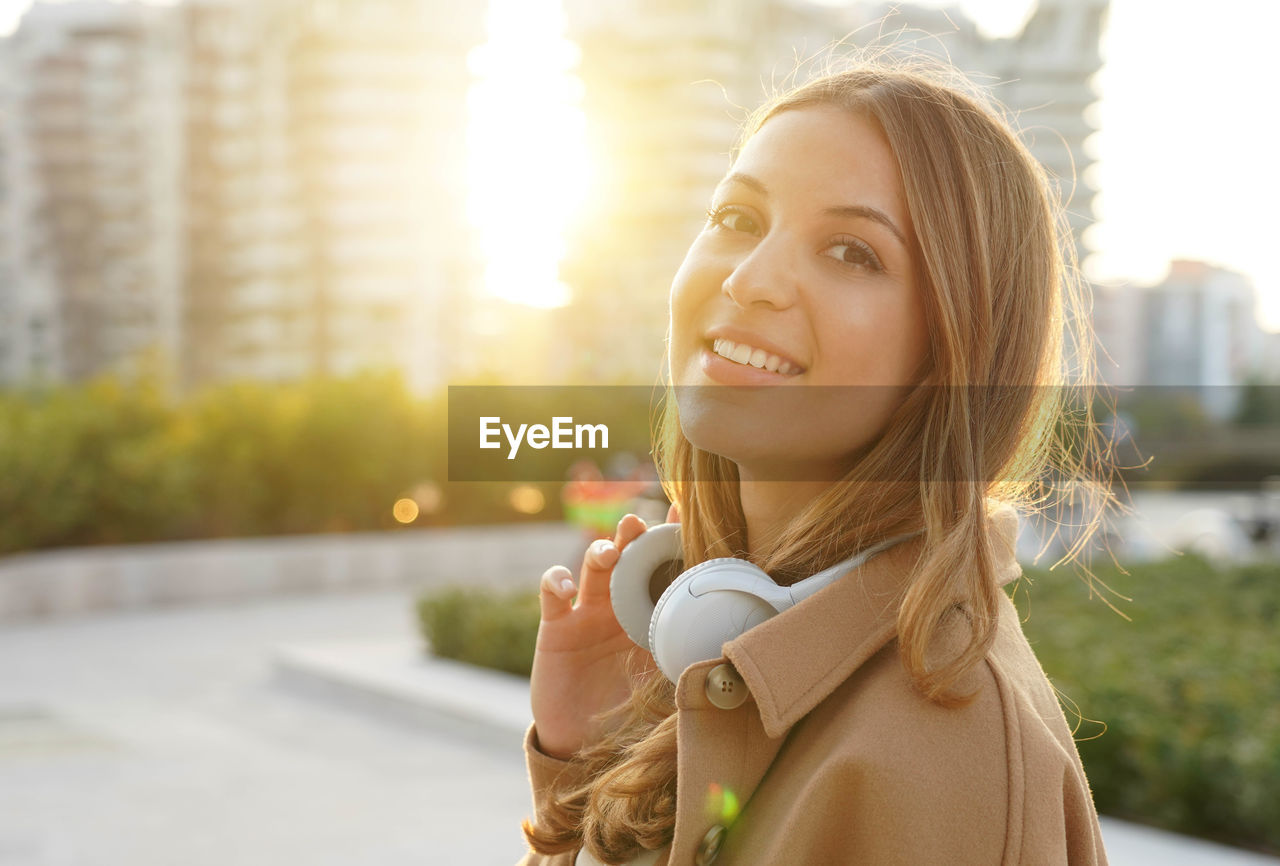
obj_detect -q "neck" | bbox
[737,474,838,560]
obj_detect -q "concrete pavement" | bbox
[3,589,1278,866]
[0,590,533,865]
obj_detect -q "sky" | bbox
[4,0,1279,329]
[1087,0,1280,329]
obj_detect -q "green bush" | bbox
[417,588,541,677]
[1016,555,1280,853]
[0,376,195,551]
[416,557,1280,853]
[0,372,586,555]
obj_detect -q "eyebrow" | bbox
[720,171,909,247]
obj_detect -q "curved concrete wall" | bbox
[0,523,586,622]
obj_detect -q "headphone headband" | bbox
[788,529,923,607]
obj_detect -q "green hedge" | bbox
[1016,555,1279,854]
[0,372,598,555]
[417,557,1280,853]
[417,588,541,677]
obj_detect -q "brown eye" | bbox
[707,205,761,236]
[821,237,884,272]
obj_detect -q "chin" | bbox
[676,389,887,483]
[677,404,816,482]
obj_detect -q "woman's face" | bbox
[668,105,931,481]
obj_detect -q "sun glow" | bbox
[466,0,589,309]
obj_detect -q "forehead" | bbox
[731,105,912,234]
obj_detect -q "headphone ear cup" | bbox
[610,523,683,651]
[649,559,779,682]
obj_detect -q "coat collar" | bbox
[722,501,1022,739]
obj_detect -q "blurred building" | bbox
[557,0,1109,383]
[181,0,308,386]
[1093,260,1270,417]
[0,1,184,383]
[0,60,26,380]
[181,0,483,390]
[0,0,483,392]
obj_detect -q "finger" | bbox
[539,565,576,621]
[666,503,680,524]
[576,537,619,603]
[614,513,647,553]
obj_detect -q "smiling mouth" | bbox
[709,338,804,376]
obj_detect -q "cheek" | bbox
[821,297,930,385]
[668,247,713,355]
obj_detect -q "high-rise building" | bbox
[0,57,29,380]
[0,1,184,383]
[181,0,310,386]
[0,0,483,392]
[181,0,483,391]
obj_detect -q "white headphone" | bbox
[611,523,922,683]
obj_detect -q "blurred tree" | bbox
[1234,375,1280,428]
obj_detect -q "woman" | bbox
[520,60,1116,865]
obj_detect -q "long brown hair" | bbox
[525,58,1119,863]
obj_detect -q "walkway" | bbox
[0,591,529,865]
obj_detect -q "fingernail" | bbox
[560,578,575,595]
[591,539,615,557]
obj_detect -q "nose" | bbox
[721,233,799,310]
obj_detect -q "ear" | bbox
[611,523,683,651]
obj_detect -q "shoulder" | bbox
[783,595,1101,862]
[814,589,1089,769]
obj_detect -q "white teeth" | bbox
[711,338,799,375]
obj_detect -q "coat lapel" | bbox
[665,502,1023,860]
[725,530,924,739]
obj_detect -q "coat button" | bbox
[704,663,748,710]
[694,823,727,865]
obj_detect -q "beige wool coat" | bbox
[517,504,1109,865]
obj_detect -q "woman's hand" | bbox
[531,507,677,760]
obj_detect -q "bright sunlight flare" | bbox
[466,0,589,309]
